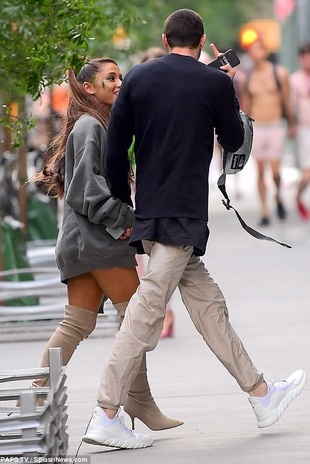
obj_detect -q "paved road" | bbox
[1,156,310,463]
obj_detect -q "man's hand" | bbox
[209,43,236,80]
[119,228,132,240]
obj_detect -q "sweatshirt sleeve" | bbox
[65,121,134,231]
[107,76,135,204]
[214,74,244,153]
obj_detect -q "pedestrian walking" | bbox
[31,57,182,435]
[81,10,306,450]
[240,36,296,226]
[290,42,310,219]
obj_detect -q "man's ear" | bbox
[200,34,207,50]
[162,34,169,49]
[82,81,95,95]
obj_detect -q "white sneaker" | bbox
[248,369,307,428]
[82,406,153,449]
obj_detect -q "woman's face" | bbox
[87,62,122,106]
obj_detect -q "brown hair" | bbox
[34,57,118,198]
[163,9,204,49]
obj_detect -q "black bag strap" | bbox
[272,62,286,117]
[272,62,281,92]
[217,173,291,249]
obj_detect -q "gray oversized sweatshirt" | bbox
[55,114,136,283]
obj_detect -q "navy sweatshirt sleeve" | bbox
[213,74,244,152]
[107,80,134,205]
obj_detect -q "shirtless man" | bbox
[290,43,310,219]
[241,38,296,226]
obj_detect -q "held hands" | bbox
[209,43,236,80]
[119,228,132,240]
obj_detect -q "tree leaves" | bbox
[0,0,111,99]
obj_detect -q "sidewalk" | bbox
[1,155,310,463]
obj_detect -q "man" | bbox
[240,37,296,226]
[290,43,310,219]
[82,9,306,449]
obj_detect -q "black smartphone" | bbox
[207,49,240,70]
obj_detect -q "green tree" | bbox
[0,0,127,246]
[0,0,126,142]
[0,0,132,98]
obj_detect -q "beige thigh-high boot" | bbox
[33,305,97,388]
[114,301,183,431]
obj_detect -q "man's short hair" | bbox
[163,9,204,48]
[298,43,310,55]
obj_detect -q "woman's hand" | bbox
[119,228,132,240]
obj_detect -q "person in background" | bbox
[81,9,306,450]
[240,37,296,226]
[140,46,166,63]
[290,42,310,219]
[32,57,182,443]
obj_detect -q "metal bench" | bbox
[0,348,68,457]
[0,267,119,338]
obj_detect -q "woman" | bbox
[33,57,182,435]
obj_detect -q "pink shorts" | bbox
[251,121,286,161]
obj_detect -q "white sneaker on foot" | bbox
[248,369,307,428]
[82,406,153,449]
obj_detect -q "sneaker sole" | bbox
[82,433,153,449]
[257,370,307,428]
